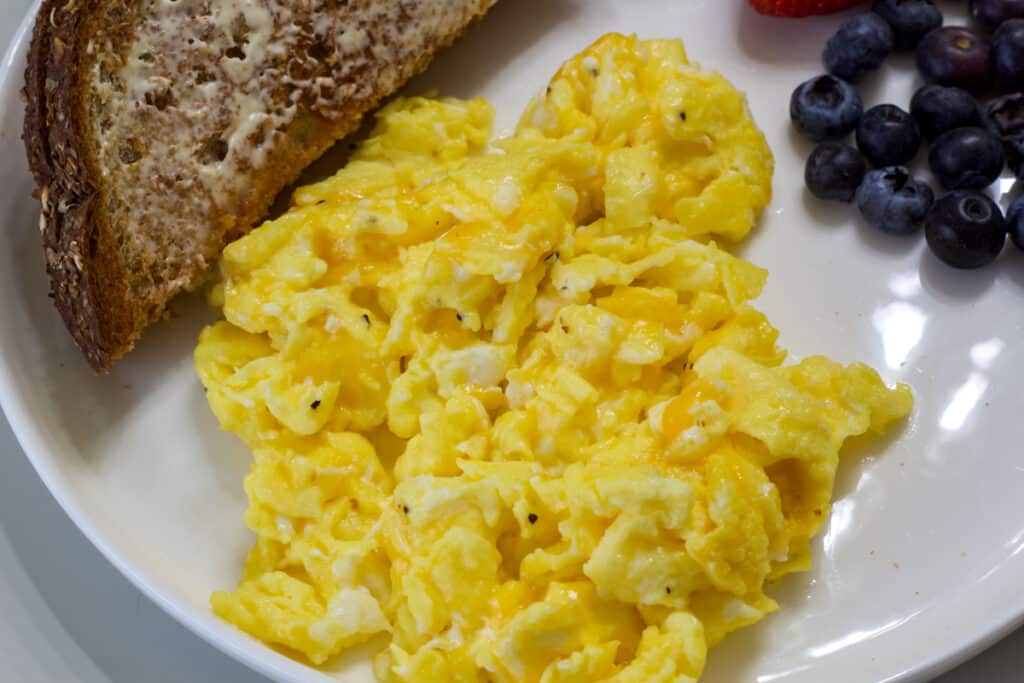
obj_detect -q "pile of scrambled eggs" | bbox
[195,34,912,682]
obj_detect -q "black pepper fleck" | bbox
[528,513,538,524]
[665,587,672,594]
[402,505,410,514]
[456,312,463,321]
[679,111,686,121]
[362,313,370,325]
[310,399,321,410]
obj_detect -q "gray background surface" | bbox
[1,4,1021,681]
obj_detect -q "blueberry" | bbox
[790,75,864,142]
[925,191,1006,268]
[805,142,867,201]
[1006,195,1024,249]
[985,92,1024,138]
[928,127,1005,189]
[969,0,1024,30]
[910,85,982,140]
[917,27,993,93]
[856,166,934,234]
[986,93,1024,174]
[824,13,894,82]
[872,0,943,50]
[856,104,921,166]
[993,19,1024,91]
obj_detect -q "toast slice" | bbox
[23,0,496,372]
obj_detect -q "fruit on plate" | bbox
[910,85,982,140]
[986,93,1024,175]
[22,0,498,371]
[805,141,868,201]
[928,127,1005,189]
[748,0,864,17]
[856,166,934,234]
[992,19,1024,91]
[790,3,1020,270]
[916,26,993,93]
[969,0,1024,30]
[790,75,864,141]
[925,190,1007,268]
[856,103,921,166]
[824,13,895,81]
[872,0,943,50]
[1007,195,1024,249]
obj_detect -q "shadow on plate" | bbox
[701,607,772,682]
[851,214,925,260]
[799,177,1021,301]
[702,564,822,682]
[832,418,911,504]
[917,246,998,303]
[799,183,928,261]
[10,192,219,458]
[798,185,851,229]
[853,53,916,108]
[188,379,256,496]
[996,244,1024,290]
[736,7,834,66]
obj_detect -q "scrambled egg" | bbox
[195,34,912,682]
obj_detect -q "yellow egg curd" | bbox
[195,33,912,683]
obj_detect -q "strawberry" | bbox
[748,0,864,17]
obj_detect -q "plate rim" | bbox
[1,3,1022,682]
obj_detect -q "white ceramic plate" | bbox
[3,1,1024,681]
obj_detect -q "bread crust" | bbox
[24,0,496,373]
[24,0,129,372]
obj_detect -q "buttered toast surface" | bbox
[24,0,496,371]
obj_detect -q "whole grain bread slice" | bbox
[24,0,496,372]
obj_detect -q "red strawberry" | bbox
[748,0,864,17]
